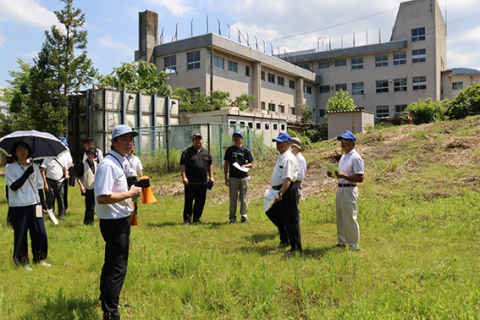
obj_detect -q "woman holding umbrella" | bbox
[4,142,50,271]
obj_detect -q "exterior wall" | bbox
[441,73,480,99]
[327,111,375,139]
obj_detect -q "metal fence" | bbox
[132,123,270,171]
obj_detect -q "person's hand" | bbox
[182,177,189,186]
[42,209,48,214]
[81,186,86,194]
[335,171,347,179]
[225,177,229,187]
[129,185,142,199]
[274,193,283,203]
[209,177,214,183]
[26,166,34,175]
[327,171,332,178]
[44,184,50,192]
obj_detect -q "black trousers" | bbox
[183,185,207,223]
[45,178,65,217]
[84,189,95,225]
[63,177,69,211]
[100,217,130,320]
[11,205,48,265]
[265,183,302,252]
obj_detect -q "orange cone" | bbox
[139,176,157,204]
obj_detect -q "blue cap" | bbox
[337,131,356,142]
[233,130,243,138]
[272,132,292,143]
[59,137,68,146]
[112,125,139,139]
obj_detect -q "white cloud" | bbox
[145,0,193,17]
[98,33,135,56]
[126,6,140,21]
[0,33,6,47]
[0,0,58,29]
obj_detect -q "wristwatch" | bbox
[279,192,283,197]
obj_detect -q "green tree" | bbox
[98,60,172,96]
[447,83,480,120]
[325,90,356,121]
[231,93,255,111]
[173,88,210,113]
[402,98,448,125]
[300,104,314,124]
[208,90,230,110]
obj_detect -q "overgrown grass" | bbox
[1,117,480,319]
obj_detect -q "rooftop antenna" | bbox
[227,24,230,39]
[191,19,194,37]
[379,29,381,43]
[341,34,343,48]
[366,30,368,45]
[206,15,208,33]
[255,36,259,50]
[329,36,331,50]
[175,22,178,41]
[353,32,356,47]
[246,32,250,47]
[217,20,221,36]
[270,43,273,55]
[262,40,266,53]
[160,27,164,44]
[277,46,280,56]
[317,37,321,51]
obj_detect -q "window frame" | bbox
[164,55,176,73]
[261,71,265,81]
[245,66,250,77]
[395,105,407,115]
[413,76,427,91]
[318,61,330,69]
[412,49,426,63]
[394,78,407,92]
[319,85,330,94]
[375,54,388,68]
[268,73,275,83]
[376,106,390,118]
[375,80,389,93]
[213,56,224,69]
[306,86,312,94]
[393,52,407,66]
[278,105,285,113]
[187,50,201,70]
[335,59,346,67]
[278,76,285,86]
[411,27,426,42]
[352,82,364,95]
[351,57,364,70]
[228,60,238,73]
[335,83,347,92]
[452,82,464,90]
[268,103,275,112]
[289,80,295,89]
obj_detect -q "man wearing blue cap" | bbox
[224,131,253,223]
[266,132,302,253]
[327,131,364,250]
[95,124,142,320]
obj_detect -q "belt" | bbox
[272,185,282,190]
[338,183,357,188]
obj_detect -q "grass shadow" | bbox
[147,221,181,228]
[236,244,281,256]
[22,288,99,320]
[244,233,277,244]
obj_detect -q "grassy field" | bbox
[1,116,480,319]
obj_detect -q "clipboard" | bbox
[325,162,340,176]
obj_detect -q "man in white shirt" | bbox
[291,138,306,218]
[95,125,142,320]
[327,131,364,250]
[59,137,73,214]
[41,156,69,220]
[83,137,104,163]
[265,132,302,254]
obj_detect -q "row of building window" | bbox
[229,120,286,131]
[376,105,408,118]
[317,49,426,71]
[318,76,427,95]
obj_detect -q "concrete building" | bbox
[326,110,375,140]
[441,68,480,100]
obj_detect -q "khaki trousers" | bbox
[336,186,360,247]
[229,177,248,222]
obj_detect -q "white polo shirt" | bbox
[95,150,133,219]
[41,158,67,182]
[5,163,44,207]
[295,152,307,181]
[271,149,298,187]
[126,155,143,178]
[59,148,73,168]
[338,148,364,185]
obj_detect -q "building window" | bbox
[273,124,278,130]
[351,57,363,70]
[228,61,238,73]
[335,59,346,67]
[187,51,201,70]
[265,123,269,130]
[279,105,285,113]
[268,73,275,83]
[375,54,388,67]
[376,80,389,93]
[319,85,330,93]
[411,27,426,42]
[245,66,250,77]
[278,77,285,86]
[230,120,236,124]
[376,106,390,118]
[281,124,285,130]
[261,71,265,81]
[256,123,261,130]
[320,109,326,117]
[335,83,347,92]
[412,49,426,63]
[413,76,427,90]
[318,61,330,69]
[452,82,464,90]
[352,82,364,95]
[289,80,295,89]
[306,86,312,94]
[268,103,275,112]
[164,55,176,73]
[213,56,224,69]
[248,122,253,128]
[239,121,245,126]
[290,107,295,115]
[261,101,266,110]
[395,105,407,115]
[393,52,407,66]
[394,78,407,92]
[299,63,310,70]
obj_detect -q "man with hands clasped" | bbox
[327,131,364,250]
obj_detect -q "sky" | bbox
[0,0,479,90]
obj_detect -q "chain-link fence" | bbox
[132,123,271,172]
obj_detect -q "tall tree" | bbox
[325,90,356,121]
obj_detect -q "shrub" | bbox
[402,98,448,125]
[447,83,480,120]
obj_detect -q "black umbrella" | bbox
[0,130,68,160]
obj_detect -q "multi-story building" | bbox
[135,0,477,128]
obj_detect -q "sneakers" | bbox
[241,219,249,224]
[39,260,51,267]
[24,264,33,271]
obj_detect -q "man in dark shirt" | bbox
[224,131,253,223]
[180,133,214,225]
